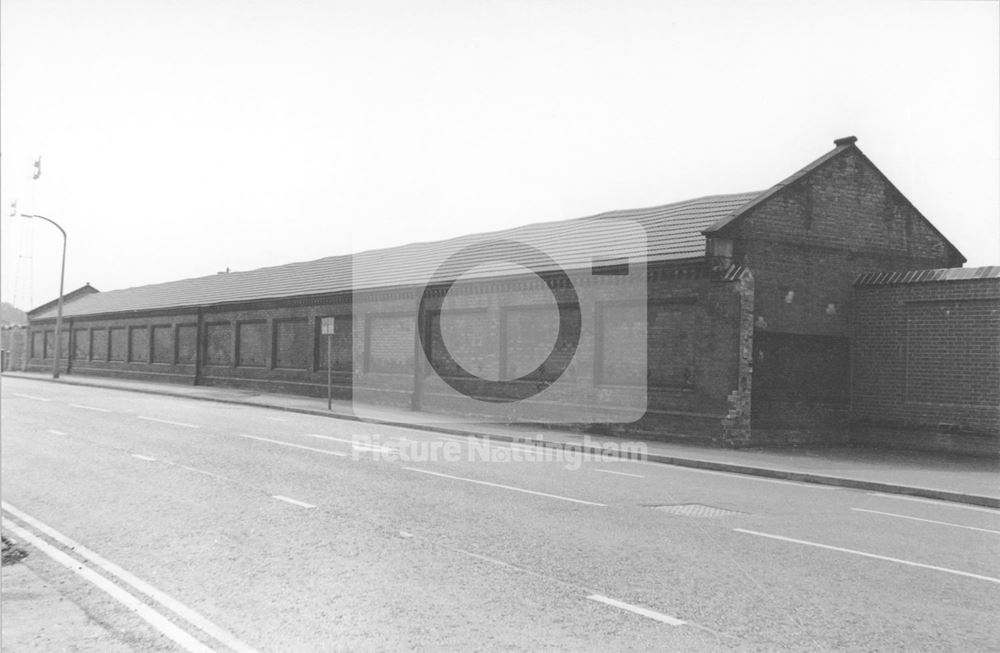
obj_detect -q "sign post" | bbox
[321,317,336,410]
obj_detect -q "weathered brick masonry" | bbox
[24,137,986,452]
[852,268,1000,455]
[25,261,753,443]
[704,137,962,443]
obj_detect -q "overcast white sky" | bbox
[2,0,997,309]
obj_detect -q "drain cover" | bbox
[648,503,744,518]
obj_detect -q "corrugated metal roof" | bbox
[854,266,1000,287]
[33,191,761,320]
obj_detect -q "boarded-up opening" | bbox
[237,321,268,368]
[316,316,352,371]
[73,329,88,360]
[92,329,108,361]
[365,314,410,373]
[204,322,232,366]
[151,326,172,364]
[274,319,310,370]
[753,331,849,403]
[109,328,126,361]
[176,325,197,363]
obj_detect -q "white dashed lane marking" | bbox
[131,454,157,462]
[137,416,200,428]
[302,433,398,453]
[593,469,644,478]
[403,467,606,507]
[587,594,686,626]
[852,508,1000,534]
[46,429,67,435]
[735,528,1000,584]
[12,393,51,401]
[176,465,237,483]
[236,433,348,457]
[69,403,112,413]
[272,495,316,508]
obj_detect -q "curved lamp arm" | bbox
[20,213,67,378]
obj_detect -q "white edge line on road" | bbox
[12,393,50,401]
[46,429,67,435]
[403,467,606,506]
[272,495,316,508]
[1,502,260,653]
[851,508,1000,534]
[593,468,644,478]
[137,416,200,429]
[734,527,1000,584]
[866,492,1000,514]
[236,433,348,456]
[1,517,216,653]
[587,594,686,626]
[69,403,112,413]
[131,454,157,462]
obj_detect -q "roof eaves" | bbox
[853,265,1000,287]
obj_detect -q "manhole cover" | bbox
[647,503,744,518]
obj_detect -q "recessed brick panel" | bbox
[204,322,232,366]
[73,329,88,360]
[176,324,197,363]
[91,329,108,361]
[151,326,173,364]
[237,322,268,368]
[129,327,149,363]
[109,328,126,361]
[275,319,310,370]
[365,314,411,373]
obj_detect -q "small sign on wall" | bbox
[320,317,336,335]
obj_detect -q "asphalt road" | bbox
[2,376,998,652]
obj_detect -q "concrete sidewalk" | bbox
[4,371,999,508]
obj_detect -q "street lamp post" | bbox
[21,214,67,379]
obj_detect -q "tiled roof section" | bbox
[26,283,99,317]
[854,266,1000,287]
[32,191,763,320]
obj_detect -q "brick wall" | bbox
[24,298,354,397]
[725,147,960,442]
[25,260,751,444]
[852,273,1000,454]
[1,327,28,371]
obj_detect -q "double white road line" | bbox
[1,501,259,653]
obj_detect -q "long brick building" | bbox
[24,136,996,452]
